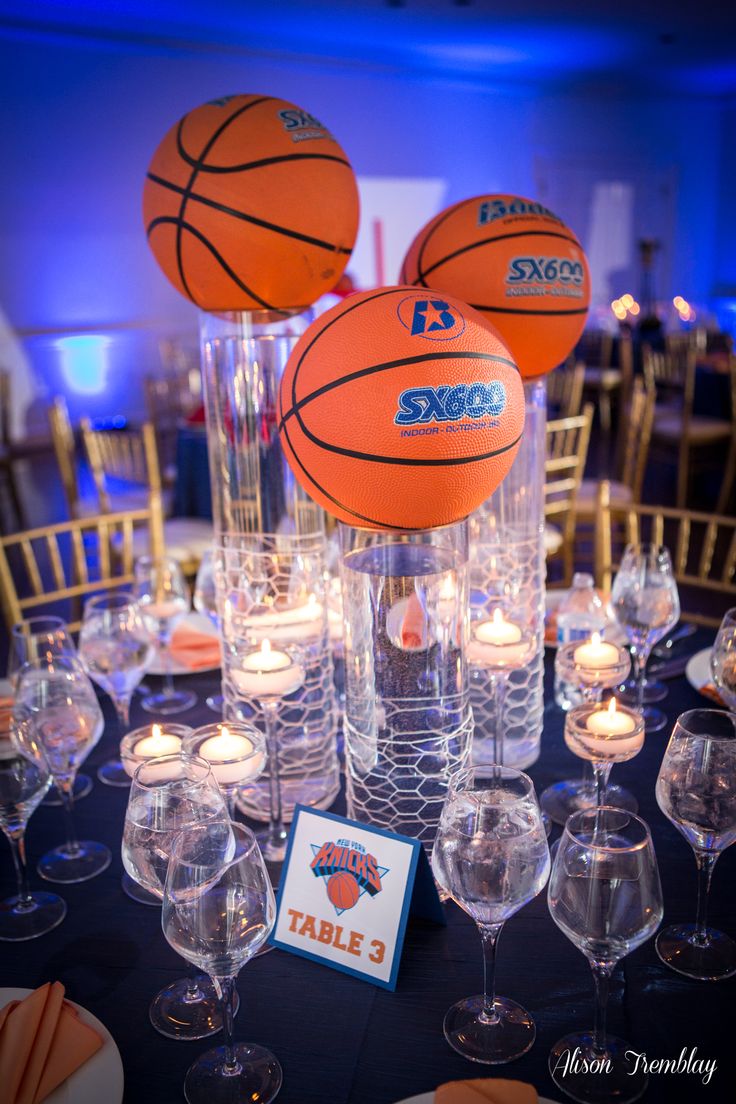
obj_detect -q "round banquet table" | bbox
[2,638,734,1104]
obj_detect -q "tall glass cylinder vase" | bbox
[339,521,472,853]
[469,379,546,769]
[200,310,340,822]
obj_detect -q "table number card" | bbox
[271,806,445,990]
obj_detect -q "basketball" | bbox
[278,286,525,531]
[142,94,360,311]
[327,871,361,911]
[400,194,590,379]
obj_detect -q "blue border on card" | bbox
[270,804,423,991]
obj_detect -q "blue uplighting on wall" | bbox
[57,334,110,395]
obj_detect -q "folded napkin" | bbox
[0,982,103,1104]
[170,625,221,670]
[0,695,12,735]
[400,592,426,650]
[700,682,725,706]
[435,1079,538,1104]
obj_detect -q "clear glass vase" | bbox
[469,379,546,769]
[200,310,340,821]
[339,520,472,852]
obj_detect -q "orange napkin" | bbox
[0,983,103,1104]
[170,624,221,670]
[700,682,725,706]
[0,695,12,735]
[435,1079,538,1104]
[401,592,426,649]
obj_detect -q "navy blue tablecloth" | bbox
[2,642,734,1104]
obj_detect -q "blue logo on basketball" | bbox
[397,295,466,341]
[395,382,507,426]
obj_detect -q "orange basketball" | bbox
[327,871,361,911]
[143,94,360,311]
[278,286,525,531]
[400,194,590,378]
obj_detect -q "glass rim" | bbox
[168,818,257,866]
[131,751,213,788]
[83,589,136,612]
[718,606,736,625]
[447,764,537,806]
[563,806,654,852]
[15,654,84,676]
[12,615,68,637]
[621,541,673,561]
[671,707,736,739]
[134,554,182,571]
[338,517,469,538]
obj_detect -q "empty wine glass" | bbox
[134,555,196,715]
[193,550,223,714]
[163,820,279,1104]
[655,708,736,980]
[79,592,155,787]
[710,608,736,709]
[14,656,110,883]
[8,617,92,804]
[0,730,66,940]
[548,808,663,1104]
[611,543,680,732]
[431,766,550,1063]
[121,752,235,1040]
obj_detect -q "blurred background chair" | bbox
[0,369,24,529]
[546,356,585,419]
[544,403,594,587]
[579,331,633,434]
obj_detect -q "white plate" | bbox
[394,1095,559,1104]
[147,611,220,675]
[0,988,124,1104]
[686,646,713,695]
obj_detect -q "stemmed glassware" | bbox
[134,555,197,715]
[611,542,680,732]
[14,657,110,883]
[163,820,280,1104]
[183,722,266,818]
[431,766,550,1063]
[121,752,235,1040]
[78,592,155,786]
[548,808,663,1104]
[8,617,92,804]
[0,731,67,940]
[655,708,736,980]
[564,698,645,811]
[710,608,736,708]
[193,549,223,714]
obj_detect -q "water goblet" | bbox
[8,617,92,804]
[611,542,680,732]
[134,555,197,715]
[431,765,550,1063]
[655,708,736,980]
[163,820,280,1104]
[548,807,663,1104]
[78,591,155,787]
[14,657,110,883]
[193,549,224,714]
[0,733,67,940]
[710,607,736,709]
[121,752,236,1039]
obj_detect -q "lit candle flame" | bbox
[152,723,161,739]
[608,698,618,716]
[221,724,229,739]
[591,631,601,648]
[261,638,272,657]
[492,608,505,626]
[439,577,455,601]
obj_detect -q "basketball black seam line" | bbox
[279,349,520,430]
[468,304,589,316]
[168,149,353,175]
[147,216,274,309]
[148,171,353,255]
[413,200,466,288]
[292,425,525,467]
[175,95,273,304]
[415,229,581,285]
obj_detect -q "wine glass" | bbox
[134,555,197,715]
[78,592,155,787]
[548,808,663,1104]
[193,550,223,714]
[611,542,680,732]
[711,608,736,709]
[655,708,736,980]
[431,766,550,1063]
[163,820,280,1104]
[0,731,67,940]
[121,752,235,1040]
[14,656,110,883]
[8,617,92,805]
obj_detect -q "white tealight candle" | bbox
[132,724,182,760]
[573,632,621,670]
[198,726,264,785]
[467,609,531,669]
[232,639,305,699]
[476,608,522,646]
[586,698,637,736]
[244,594,323,643]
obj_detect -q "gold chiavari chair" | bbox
[546,356,585,419]
[580,332,633,434]
[0,369,24,529]
[576,377,655,519]
[644,345,736,510]
[80,420,213,575]
[47,395,103,520]
[0,506,163,632]
[594,480,736,627]
[544,403,594,587]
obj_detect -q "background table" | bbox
[3,641,734,1104]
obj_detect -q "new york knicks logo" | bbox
[310,838,389,916]
[397,295,466,341]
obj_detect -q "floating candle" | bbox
[467,609,531,669]
[232,639,305,699]
[197,725,264,785]
[586,698,637,736]
[131,724,182,760]
[573,632,621,670]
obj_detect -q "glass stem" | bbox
[478,922,503,1024]
[217,976,240,1074]
[590,960,613,1055]
[634,648,649,715]
[491,672,507,768]
[7,830,34,908]
[60,787,81,858]
[592,761,612,809]
[116,697,131,733]
[161,632,174,697]
[693,849,719,946]
[264,702,286,852]
[581,759,595,795]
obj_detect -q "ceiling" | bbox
[2,0,736,95]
